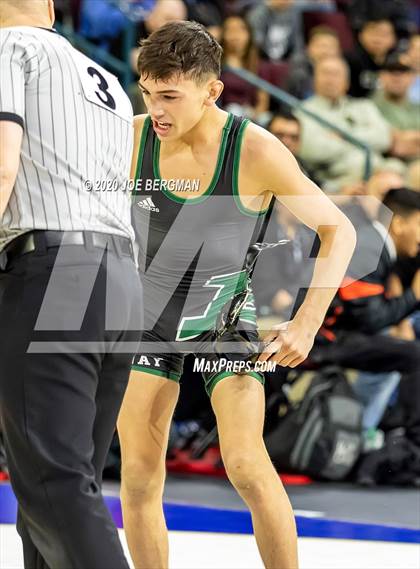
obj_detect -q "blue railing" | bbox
[225,66,372,180]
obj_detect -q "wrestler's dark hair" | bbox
[137,21,222,83]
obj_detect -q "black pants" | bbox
[311,332,420,445]
[0,234,142,568]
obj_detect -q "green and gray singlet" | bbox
[132,113,269,342]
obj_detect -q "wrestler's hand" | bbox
[257,318,317,368]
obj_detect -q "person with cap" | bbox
[372,55,420,161]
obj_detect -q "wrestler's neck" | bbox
[163,106,229,153]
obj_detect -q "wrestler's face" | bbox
[139,73,223,140]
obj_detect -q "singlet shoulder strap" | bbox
[226,116,269,217]
[134,115,152,185]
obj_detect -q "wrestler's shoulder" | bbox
[240,120,287,179]
[133,114,150,138]
[242,121,282,160]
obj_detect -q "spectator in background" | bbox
[392,177,420,340]
[220,15,270,120]
[401,34,420,104]
[311,189,420,448]
[247,0,301,61]
[348,0,414,42]
[373,56,420,162]
[267,109,320,183]
[394,251,420,340]
[339,170,409,439]
[298,56,405,193]
[287,25,341,100]
[346,16,396,98]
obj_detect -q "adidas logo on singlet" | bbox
[137,197,160,212]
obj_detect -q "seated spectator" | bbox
[206,24,222,43]
[400,33,420,104]
[267,109,321,184]
[392,180,420,339]
[310,188,420,448]
[287,25,341,100]
[297,56,405,192]
[373,57,420,162]
[339,170,407,438]
[247,0,302,61]
[348,0,414,41]
[394,252,420,340]
[346,16,397,97]
[220,15,270,120]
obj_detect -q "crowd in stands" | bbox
[14,0,418,484]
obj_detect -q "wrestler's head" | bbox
[137,21,224,140]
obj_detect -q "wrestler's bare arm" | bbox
[243,124,357,367]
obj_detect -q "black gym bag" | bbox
[264,366,363,481]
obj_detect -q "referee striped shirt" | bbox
[0,26,135,250]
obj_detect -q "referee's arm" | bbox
[0,32,25,217]
[0,121,23,217]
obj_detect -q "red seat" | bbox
[303,11,355,53]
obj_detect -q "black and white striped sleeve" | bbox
[0,32,26,129]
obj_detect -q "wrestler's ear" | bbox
[204,79,224,107]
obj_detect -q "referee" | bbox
[0,1,142,568]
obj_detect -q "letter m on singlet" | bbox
[137,197,261,336]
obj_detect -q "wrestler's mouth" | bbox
[152,120,172,135]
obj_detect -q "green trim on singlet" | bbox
[208,370,264,398]
[232,119,269,217]
[131,365,181,382]
[132,115,152,201]
[152,113,235,205]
